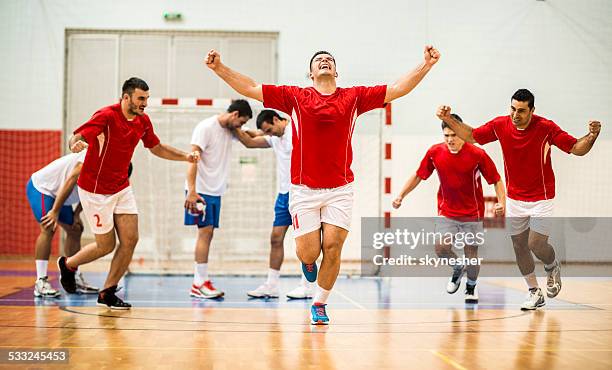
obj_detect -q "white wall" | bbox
[1,0,611,135]
[2,0,611,217]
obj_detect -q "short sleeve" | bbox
[416,148,436,180]
[190,122,207,151]
[472,118,500,145]
[549,120,578,153]
[262,85,297,115]
[141,115,160,148]
[356,85,387,115]
[264,135,273,147]
[478,149,501,185]
[74,109,108,144]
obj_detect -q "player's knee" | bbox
[270,237,284,250]
[322,240,342,256]
[527,236,547,251]
[121,234,139,249]
[296,246,319,264]
[435,244,451,257]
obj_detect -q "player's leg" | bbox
[94,213,136,309]
[26,180,60,298]
[295,228,323,282]
[248,225,289,298]
[528,228,560,298]
[435,219,464,294]
[507,199,545,310]
[463,244,479,303]
[189,194,223,299]
[57,206,99,294]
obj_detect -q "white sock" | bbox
[35,260,48,280]
[266,268,280,286]
[300,274,310,288]
[467,278,477,286]
[544,260,558,270]
[524,272,539,289]
[314,284,331,304]
[194,263,208,286]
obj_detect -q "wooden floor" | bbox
[0,261,611,369]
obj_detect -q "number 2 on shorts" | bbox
[94,214,102,227]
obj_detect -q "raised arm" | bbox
[149,143,200,162]
[232,128,270,149]
[205,50,263,102]
[436,105,477,144]
[392,174,422,209]
[384,45,440,103]
[571,120,601,156]
[40,163,82,230]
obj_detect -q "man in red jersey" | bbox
[437,89,601,310]
[393,114,505,304]
[205,45,440,324]
[57,77,199,309]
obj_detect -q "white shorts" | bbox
[289,183,354,238]
[506,198,554,236]
[434,217,484,248]
[78,186,138,234]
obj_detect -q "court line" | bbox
[54,306,536,326]
[333,289,367,310]
[0,344,610,352]
[430,350,467,370]
[2,322,611,334]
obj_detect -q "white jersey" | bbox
[31,151,87,205]
[187,115,235,196]
[264,124,292,194]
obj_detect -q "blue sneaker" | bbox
[302,262,318,283]
[310,303,329,325]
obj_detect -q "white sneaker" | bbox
[76,272,99,294]
[247,283,279,298]
[446,267,465,294]
[286,284,313,299]
[465,283,478,304]
[520,288,546,310]
[545,261,562,298]
[33,276,60,298]
[190,280,224,299]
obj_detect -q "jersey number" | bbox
[94,214,102,227]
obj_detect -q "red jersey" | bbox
[262,85,387,188]
[417,142,501,219]
[74,103,160,194]
[472,115,577,202]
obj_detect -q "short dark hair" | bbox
[441,113,463,130]
[122,77,149,96]
[309,50,335,71]
[227,99,253,118]
[256,110,282,130]
[511,89,535,109]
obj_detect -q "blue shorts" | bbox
[26,178,74,225]
[184,193,221,228]
[273,192,292,227]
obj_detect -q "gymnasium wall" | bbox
[1,0,611,256]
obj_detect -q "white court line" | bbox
[332,289,367,310]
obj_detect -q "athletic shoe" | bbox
[286,284,314,299]
[520,287,546,310]
[302,262,318,283]
[33,276,61,298]
[190,280,224,299]
[97,285,131,310]
[446,266,465,294]
[76,272,99,294]
[545,261,562,298]
[247,283,279,298]
[464,283,478,304]
[57,256,77,293]
[310,303,329,325]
